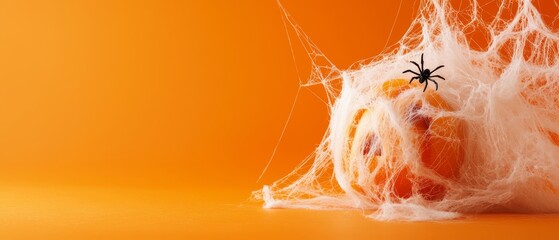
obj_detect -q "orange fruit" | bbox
[344,79,465,200]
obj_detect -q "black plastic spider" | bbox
[402,53,445,92]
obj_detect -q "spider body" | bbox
[403,53,445,92]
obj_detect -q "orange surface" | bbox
[0,0,558,239]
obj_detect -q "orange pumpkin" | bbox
[345,79,465,200]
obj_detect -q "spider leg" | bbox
[410,61,422,73]
[428,78,439,91]
[430,65,445,74]
[430,75,446,80]
[423,79,429,92]
[403,69,419,75]
[409,76,419,84]
[421,53,424,71]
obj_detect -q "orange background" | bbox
[0,0,558,238]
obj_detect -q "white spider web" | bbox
[253,0,559,221]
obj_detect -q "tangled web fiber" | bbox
[253,0,559,221]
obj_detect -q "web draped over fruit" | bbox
[252,0,559,221]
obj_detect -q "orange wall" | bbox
[0,0,555,196]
